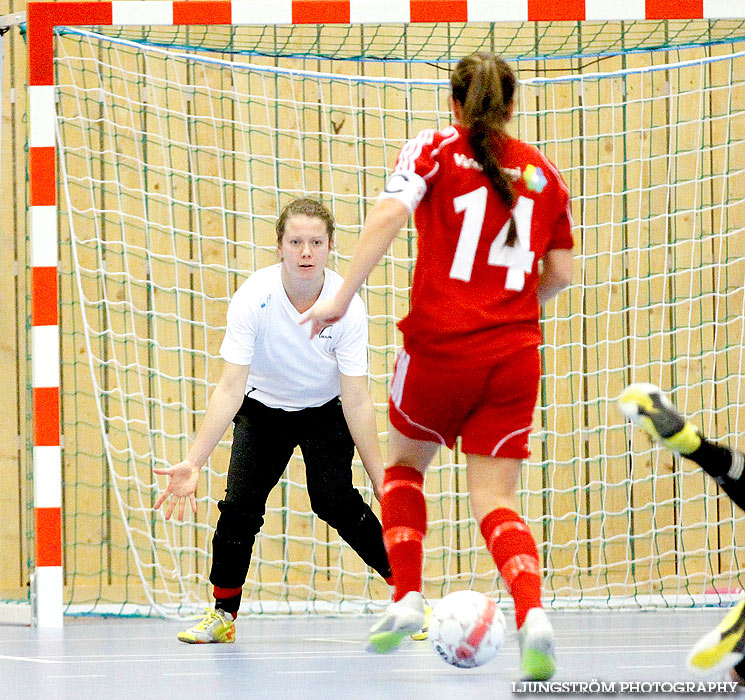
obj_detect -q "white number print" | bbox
[449,187,488,283]
[449,188,535,291]
[488,196,535,291]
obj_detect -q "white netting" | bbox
[53,28,745,616]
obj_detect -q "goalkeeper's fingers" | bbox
[153,489,169,511]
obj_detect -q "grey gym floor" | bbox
[1,609,741,700]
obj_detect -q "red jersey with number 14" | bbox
[380,124,573,362]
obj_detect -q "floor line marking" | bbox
[162,672,222,677]
[0,654,63,664]
[276,670,336,675]
[48,674,105,678]
[304,637,364,644]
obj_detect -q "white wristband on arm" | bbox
[376,170,427,213]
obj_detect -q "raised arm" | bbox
[339,373,385,502]
[153,360,250,520]
[301,197,410,337]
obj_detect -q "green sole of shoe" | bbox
[521,649,556,681]
[367,631,407,654]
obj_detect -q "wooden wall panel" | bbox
[0,14,22,597]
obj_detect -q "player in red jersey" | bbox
[302,52,573,681]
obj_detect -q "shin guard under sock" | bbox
[381,466,426,602]
[480,508,542,629]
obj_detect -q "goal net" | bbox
[49,20,745,616]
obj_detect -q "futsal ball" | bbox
[429,590,505,669]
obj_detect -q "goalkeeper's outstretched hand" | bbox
[153,461,200,520]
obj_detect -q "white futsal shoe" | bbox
[366,591,426,654]
[519,607,556,681]
[177,607,235,644]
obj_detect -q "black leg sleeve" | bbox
[209,397,296,589]
[686,439,745,514]
[712,475,745,515]
[687,438,734,478]
[732,656,745,684]
[299,399,392,580]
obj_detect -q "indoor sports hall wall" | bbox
[2,8,745,614]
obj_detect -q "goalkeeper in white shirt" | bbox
[153,198,423,643]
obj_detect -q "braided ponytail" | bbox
[451,53,518,245]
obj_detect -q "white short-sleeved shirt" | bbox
[219,264,368,411]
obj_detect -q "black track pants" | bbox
[209,396,391,588]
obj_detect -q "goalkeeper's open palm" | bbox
[153,461,200,521]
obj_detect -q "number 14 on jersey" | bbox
[449,187,535,291]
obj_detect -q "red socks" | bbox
[381,466,427,602]
[213,585,242,619]
[480,507,542,629]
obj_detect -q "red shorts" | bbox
[388,345,540,458]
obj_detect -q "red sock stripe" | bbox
[213,586,242,599]
[500,553,541,592]
[480,507,521,541]
[383,525,424,551]
[382,478,423,498]
[383,465,424,487]
[381,466,426,535]
[485,520,531,555]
